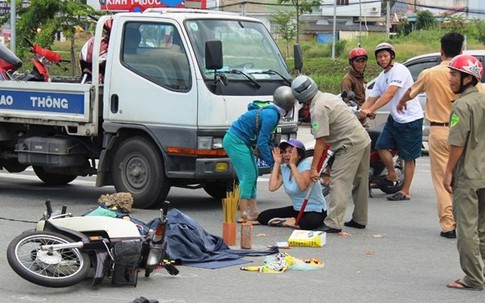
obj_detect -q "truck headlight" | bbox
[198,137,223,150]
[212,138,223,149]
[197,137,213,150]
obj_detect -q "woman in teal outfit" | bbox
[223,86,295,221]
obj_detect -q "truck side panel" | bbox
[0,81,97,136]
[0,82,92,122]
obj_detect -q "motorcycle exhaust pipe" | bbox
[40,241,84,251]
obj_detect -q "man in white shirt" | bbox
[360,42,424,201]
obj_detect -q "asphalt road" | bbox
[0,126,483,303]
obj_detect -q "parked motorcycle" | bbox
[0,38,67,82]
[22,38,68,82]
[0,43,23,80]
[6,200,178,288]
[305,91,404,197]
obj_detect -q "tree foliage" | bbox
[3,0,96,74]
[415,10,436,31]
[397,18,412,37]
[278,0,320,43]
[271,10,297,58]
[470,19,485,45]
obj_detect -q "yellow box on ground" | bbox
[288,230,326,247]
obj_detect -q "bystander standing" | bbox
[397,32,464,238]
[360,42,423,201]
[291,75,370,233]
[444,54,485,290]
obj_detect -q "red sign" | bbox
[100,0,207,12]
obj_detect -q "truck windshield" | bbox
[185,19,291,81]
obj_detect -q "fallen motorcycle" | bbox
[6,200,178,288]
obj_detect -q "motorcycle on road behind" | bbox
[6,200,178,288]
[305,91,404,197]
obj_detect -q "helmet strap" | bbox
[379,60,393,70]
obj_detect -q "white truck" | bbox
[0,9,298,208]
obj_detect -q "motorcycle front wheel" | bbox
[378,156,404,194]
[7,230,90,288]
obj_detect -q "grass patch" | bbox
[283,28,484,94]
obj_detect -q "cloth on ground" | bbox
[165,209,278,267]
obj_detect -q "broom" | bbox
[295,144,330,226]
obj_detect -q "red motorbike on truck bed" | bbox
[0,38,69,82]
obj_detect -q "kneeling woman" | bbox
[257,139,327,230]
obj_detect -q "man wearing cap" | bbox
[360,42,424,202]
[341,47,368,106]
[291,75,371,233]
[444,54,485,290]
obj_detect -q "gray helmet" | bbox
[374,42,395,59]
[291,75,318,103]
[273,86,295,112]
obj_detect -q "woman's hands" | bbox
[272,147,282,166]
[289,147,299,167]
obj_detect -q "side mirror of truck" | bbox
[294,44,303,74]
[205,40,223,70]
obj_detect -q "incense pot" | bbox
[222,222,236,246]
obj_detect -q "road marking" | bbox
[11,295,46,302]
[0,172,95,186]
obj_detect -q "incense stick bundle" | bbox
[222,183,239,223]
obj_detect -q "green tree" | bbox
[272,10,297,58]
[278,0,320,43]
[416,10,436,31]
[471,19,485,45]
[397,18,412,37]
[3,0,96,75]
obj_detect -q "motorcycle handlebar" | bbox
[24,37,62,63]
[162,201,170,218]
[32,44,62,63]
[45,200,52,217]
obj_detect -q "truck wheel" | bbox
[112,137,170,209]
[33,166,77,185]
[1,159,28,173]
[204,181,233,199]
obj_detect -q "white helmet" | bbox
[291,75,318,103]
[273,86,295,112]
[374,42,395,59]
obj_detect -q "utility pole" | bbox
[331,0,337,60]
[386,0,390,40]
[358,0,362,47]
[10,0,16,52]
[240,1,246,16]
